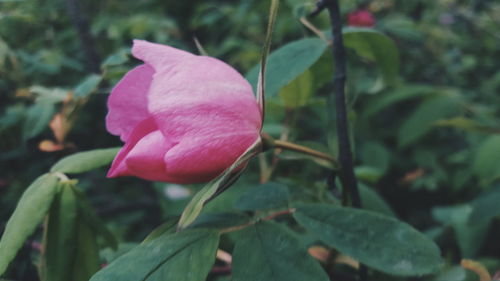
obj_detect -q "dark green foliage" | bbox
[0,174,59,275]
[293,204,443,276]
[246,38,328,97]
[89,230,219,281]
[232,221,329,281]
[50,147,120,174]
[235,182,290,211]
[1,1,500,281]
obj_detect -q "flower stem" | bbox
[273,140,339,168]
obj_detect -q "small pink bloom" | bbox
[106,40,262,184]
[347,9,376,27]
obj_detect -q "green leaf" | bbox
[293,204,443,276]
[232,221,329,281]
[398,95,461,147]
[177,139,261,230]
[473,136,500,186]
[22,101,55,140]
[432,204,489,257]
[89,230,219,281]
[235,182,290,211]
[355,166,383,183]
[434,117,500,134]
[72,220,101,281]
[199,184,253,214]
[360,141,391,175]
[0,38,9,68]
[308,51,334,92]
[188,212,250,230]
[101,49,129,68]
[73,188,118,250]
[141,220,178,244]
[40,181,78,281]
[246,38,328,97]
[74,74,102,98]
[469,185,500,224]
[50,147,120,174]
[0,105,24,133]
[0,173,59,275]
[359,183,395,217]
[343,27,400,85]
[433,266,467,281]
[378,15,422,41]
[39,182,101,281]
[279,70,313,108]
[29,86,69,103]
[363,84,434,117]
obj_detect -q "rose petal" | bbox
[125,130,177,182]
[164,131,259,183]
[107,40,264,184]
[107,117,157,178]
[146,56,262,135]
[151,103,260,143]
[132,39,194,70]
[106,64,154,141]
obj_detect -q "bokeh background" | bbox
[1,0,500,280]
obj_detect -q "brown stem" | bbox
[273,140,339,168]
[261,109,294,183]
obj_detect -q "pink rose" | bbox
[347,9,376,27]
[106,40,262,184]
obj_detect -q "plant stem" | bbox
[219,208,296,234]
[322,0,362,208]
[311,0,365,279]
[273,140,339,168]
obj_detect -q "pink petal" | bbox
[125,130,177,182]
[106,64,154,141]
[151,103,261,144]
[147,56,262,135]
[108,40,264,184]
[107,118,157,178]
[132,40,194,70]
[164,131,260,183]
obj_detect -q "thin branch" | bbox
[259,153,271,183]
[261,109,293,183]
[321,0,362,209]
[261,208,296,220]
[273,140,339,167]
[219,208,296,234]
[300,17,330,43]
[309,0,329,17]
[193,37,209,56]
[310,0,365,280]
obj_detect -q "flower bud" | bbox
[106,40,262,183]
[347,9,376,27]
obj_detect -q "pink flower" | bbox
[347,9,376,27]
[106,40,262,184]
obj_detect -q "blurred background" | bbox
[1,0,500,280]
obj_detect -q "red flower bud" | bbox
[347,9,375,27]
